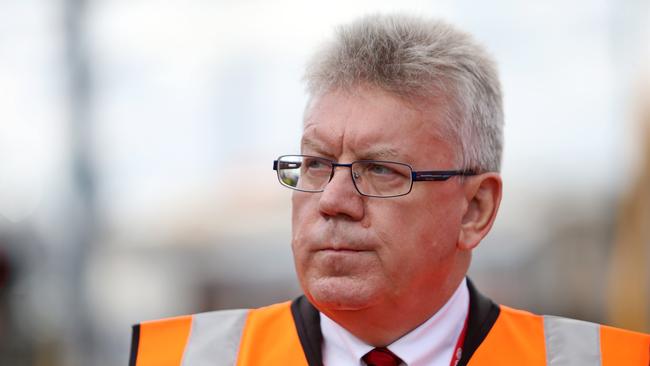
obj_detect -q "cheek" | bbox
[375,203,461,287]
[292,192,312,221]
[291,193,318,252]
[371,195,463,256]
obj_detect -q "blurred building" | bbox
[607,78,650,333]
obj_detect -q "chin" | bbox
[303,276,382,312]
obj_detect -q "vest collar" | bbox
[289,277,500,366]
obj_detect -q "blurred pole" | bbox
[608,83,650,333]
[62,0,97,364]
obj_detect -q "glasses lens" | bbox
[277,155,332,192]
[352,161,412,197]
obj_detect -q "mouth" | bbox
[309,236,373,253]
[320,248,365,253]
[317,243,373,254]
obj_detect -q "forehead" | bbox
[301,87,456,165]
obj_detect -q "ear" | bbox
[458,173,502,251]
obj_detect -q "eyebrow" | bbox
[362,147,400,161]
[300,137,331,157]
[301,137,403,161]
[301,137,321,151]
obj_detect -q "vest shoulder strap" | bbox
[183,309,249,365]
[545,315,650,365]
[130,309,249,366]
[543,315,602,365]
[468,305,650,366]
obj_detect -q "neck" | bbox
[321,271,467,347]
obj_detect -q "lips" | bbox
[315,241,372,252]
[321,247,366,253]
[316,247,372,262]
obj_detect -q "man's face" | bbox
[291,86,469,313]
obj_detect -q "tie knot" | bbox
[362,347,402,366]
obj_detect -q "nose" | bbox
[318,165,365,220]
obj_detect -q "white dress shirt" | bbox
[320,278,469,366]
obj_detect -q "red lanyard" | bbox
[449,311,469,366]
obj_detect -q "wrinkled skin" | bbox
[291,86,480,343]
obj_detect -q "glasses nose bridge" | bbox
[326,161,357,188]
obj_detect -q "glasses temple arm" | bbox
[412,170,477,181]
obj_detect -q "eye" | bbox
[302,157,332,175]
[305,158,328,169]
[369,163,393,174]
[360,161,411,180]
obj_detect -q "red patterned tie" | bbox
[362,347,403,366]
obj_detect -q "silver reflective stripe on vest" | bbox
[543,315,602,366]
[181,309,249,366]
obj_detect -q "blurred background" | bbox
[1,0,649,364]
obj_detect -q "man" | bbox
[130,14,650,365]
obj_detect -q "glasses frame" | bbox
[273,154,477,198]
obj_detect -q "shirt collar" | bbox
[320,278,469,366]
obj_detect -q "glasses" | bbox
[273,154,476,198]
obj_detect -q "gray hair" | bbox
[303,14,504,172]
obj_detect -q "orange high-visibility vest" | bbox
[131,302,309,366]
[130,291,650,365]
